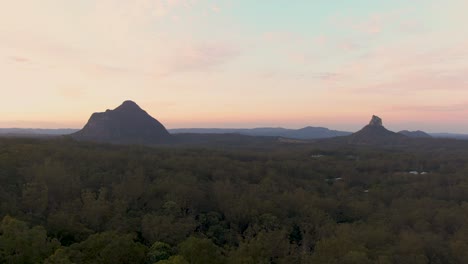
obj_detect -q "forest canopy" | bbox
[1,137,468,263]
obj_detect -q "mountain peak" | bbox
[369,115,383,127]
[115,100,142,111]
[121,100,138,106]
[72,101,171,144]
[341,115,407,145]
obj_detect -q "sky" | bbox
[1,0,468,132]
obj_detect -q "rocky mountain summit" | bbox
[72,100,171,144]
[368,115,383,126]
[346,115,407,145]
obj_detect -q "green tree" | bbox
[156,255,189,264]
[178,237,224,264]
[21,182,48,216]
[147,241,173,263]
[141,214,196,245]
[0,216,60,264]
[49,231,146,264]
[44,248,73,264]
[228,230,290,264]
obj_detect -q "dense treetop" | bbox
[1,137,468,263]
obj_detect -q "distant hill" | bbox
[0,128,78,135]
[72,100,171,144]
[398,130,431,138]
[6,110,468,144]
[169,126,351,139]
[430,133,468,140]
[171,133,280,148]
[334,115,408,145]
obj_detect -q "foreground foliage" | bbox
[1,137,468,263]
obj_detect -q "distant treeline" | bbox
[2,127,468,140]
[0,128,78,135]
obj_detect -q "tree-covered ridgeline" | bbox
[2,137,468,263]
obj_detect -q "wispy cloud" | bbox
[331,40,468,94]
[155,42,240,76]
[386,102,468,113]
[351,14,384,35]
[210,5,221,13]
[8,56,29,63]
[357,69,468,93]
[255,70,342,82]
[330,8,416,36]
[57,86,87,99]
[312,72,342,81]
[262,31,305,45]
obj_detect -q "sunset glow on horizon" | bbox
[2,0,468,132]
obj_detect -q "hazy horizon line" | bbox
[1,124,468,135]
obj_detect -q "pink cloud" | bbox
[312,35,327,46]
[285,51,311,64]
[339,41,361,52]
[262,31,305,46]
[8,56,29,63]
[255,70,342,82]
[57,86,87,99]
[312,72,342,81]
[386,102,468,113]
[357,69,468,93]
[156,42,240,76]
[330,39,468,93]
[352,14,383,35]
[211,5,221,13]
[329,8,422,38]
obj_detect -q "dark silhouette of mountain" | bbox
[72,100,171,144]
[343,115,408,145]
[169,126,351,139]
[398,130,431,138]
